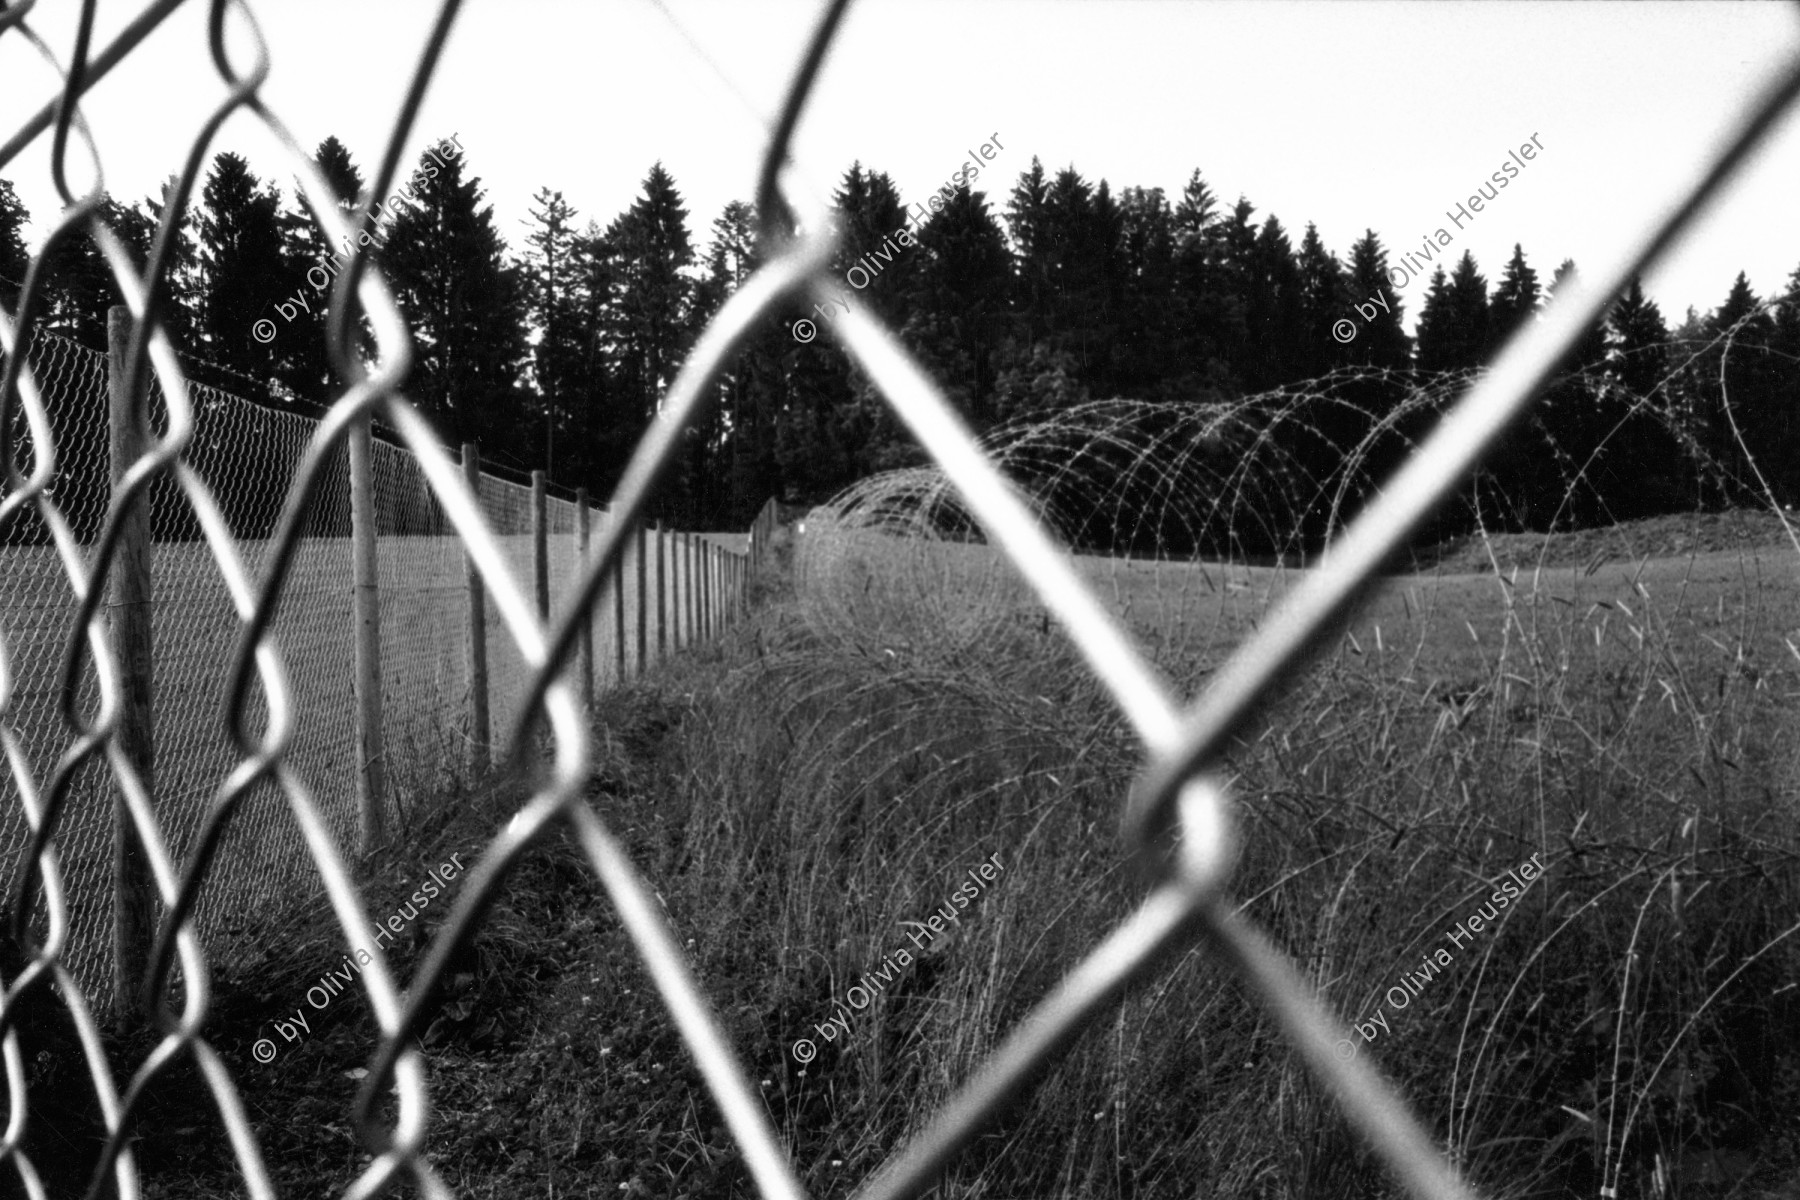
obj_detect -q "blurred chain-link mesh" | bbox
[2,1,1799,1198]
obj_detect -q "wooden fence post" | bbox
[107,305,155,1032]
[614,513,627,685]
[655,521,667,660]
[635,518,648,676]
[677,532,689,650]
[349,414,386,852]
[463,444,490,774]
[532,470,549,621]
[576,489,593,711]
[671,529,682,652]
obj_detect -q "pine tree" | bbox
[141,178,202,358]
[1038,165,1117,388]
[37,195,156,354]
[1525,259,1608,527]
[1603,274,1683,517]
[1703,272,1782,505]
[1112,185,1176,399]
[0,179,28,310]
[1004,158,1051,346]
[196,153,294,380]
[1343,230,1410,369]
[1208,196,1260,382]
[1414,266,1454,372]
[1767,261,1800,505]
[380,147,531,467]
[1169,169,1237,399]
[314,137,364,215]
[1607,275,1668,399]
[1173,169,1218,245]
[1337,230,1413,520]
[600,163,695,497]
[273,137,368,403]
[523,187,585,480]
[1443,251,1491,370]
[833,163,915,324]
[1294,222,1349,380]
[573,218,622,493]
[1488,243,1540,354]
[1244,214,1304,392]
[1285,222,1357,544]
[907,183,1012,425]
[691,200,771,522]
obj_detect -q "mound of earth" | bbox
[1410,508,1800,575]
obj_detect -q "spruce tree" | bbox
[1767,262,1800,505]
[1169,169,1236,400]
[1703,272,1781,505]
[141,178,202,359]
[1488,243,1540,354]
[1603,275,1683,517]
[691,200,772,522]
[0,179,28,311]
[600,163,696,496]
[1606,275,1668,399]
[380,147,531,468]
[196,153,293,380]
[907,183,1012,425]
[1114,185,1176,399]
[1208,196,1260,383]
[1004,158,1051,346]
[1414,266,1454,373]
[1527,259,1608,527]
[523,187,585,480]
[1036,165,1115,388]
[37,195,159,355]
[1294,222,1349,380]
[1337,230,1413,521]
[1343,230,1410,369]
[833,163,915,324]
[1244,214,1303,392]
[274,137,367,404]
[1442,251,1491,370]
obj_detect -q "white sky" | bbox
[3,1,1799,335]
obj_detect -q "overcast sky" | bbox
[3,1,1799,335]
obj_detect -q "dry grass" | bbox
[28,506,1799,1200]
[645,510,1800,1198]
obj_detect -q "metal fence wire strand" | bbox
[1,1,1799,1198]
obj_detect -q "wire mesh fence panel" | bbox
[2,1,1798,1198]
[368,434,469,803]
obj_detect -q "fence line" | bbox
[3,1,1798,1197]
[0,325,753,1010]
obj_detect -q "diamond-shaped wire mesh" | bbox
[3,1,1800,1198]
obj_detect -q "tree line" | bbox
[2,142,1797,540]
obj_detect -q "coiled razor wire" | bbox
[2,0,1799,1197]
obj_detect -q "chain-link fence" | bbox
[0,325,743,1028]
[3,1,1799,1198]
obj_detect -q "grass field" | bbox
[12,511,1799,1198]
